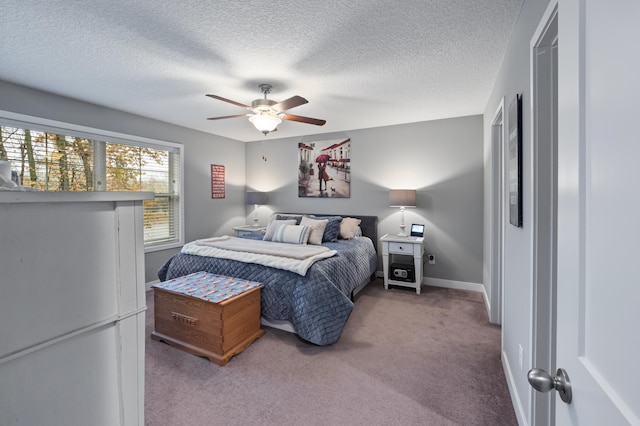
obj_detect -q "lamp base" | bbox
[397,207,409,238]
[398,220,407,237]
[252,205,260,226]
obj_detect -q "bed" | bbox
[158,213,378,346]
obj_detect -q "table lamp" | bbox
[246,191,268,226]
[389,189,416,236]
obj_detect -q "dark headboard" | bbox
[349,215,378,250]
[275,213,378,252]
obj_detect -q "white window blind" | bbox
[0,118,183,250]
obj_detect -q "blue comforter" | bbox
[158,237,378,345]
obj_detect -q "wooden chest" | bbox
[151,272,264,366]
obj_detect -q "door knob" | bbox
[527,368,572,403]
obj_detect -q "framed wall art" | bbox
[297,138,351,198]
[508,94,523,227]
[210,164,225,199]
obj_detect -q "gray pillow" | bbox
[313,215,342,242]
[263,219,296,241]
[275,214,304,225]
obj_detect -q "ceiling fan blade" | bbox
[206,113,251,120]
[206,94,252,110]
[273,95,308,112]
[282,114,326,126]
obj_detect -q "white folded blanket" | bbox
[181,236,337,276]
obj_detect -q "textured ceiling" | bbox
[0,0,523,142]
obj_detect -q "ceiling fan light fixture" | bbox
[249,113,282,135]
[206,83,325,135]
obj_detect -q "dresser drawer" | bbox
[388,241,417,255]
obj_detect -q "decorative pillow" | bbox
[339,217,362,239]
[272,224,311,245]
[266,214,304,228]
[275,214,304,225]
[300,217,329,245]
[312,215,342,242]
[263,219,296,241]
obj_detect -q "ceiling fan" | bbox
[206,84,326,135]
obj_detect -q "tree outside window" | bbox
[1,125,181,247]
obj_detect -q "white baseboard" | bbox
[482,287,492,320]
[375,271,485,293]
[145,279,159,292]
[502,350,529,426]
[421,276,485,293]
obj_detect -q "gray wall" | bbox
[482,0,552,423]
[0,80,247,283]
[0,79,485,286]
[246,115,484,285]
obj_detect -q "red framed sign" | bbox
[210,164,225,198]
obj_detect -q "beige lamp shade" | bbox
[389,189,416,207]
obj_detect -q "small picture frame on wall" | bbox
[508,94,523,227]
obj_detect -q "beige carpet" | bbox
[144,279,517,426]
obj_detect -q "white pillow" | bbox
[300,217,329,245]
[272,224,311,245]
[263,219,296,241]
[339,217,362,239]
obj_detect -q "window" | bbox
[0,115,183,251]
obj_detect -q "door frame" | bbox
[530,2,559,425]
[490,99,505,325]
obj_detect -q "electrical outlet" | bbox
[428,254,435,264]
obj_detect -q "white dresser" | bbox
[0,191,153,425]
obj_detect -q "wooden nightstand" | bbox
[233,225,266,239]
[380,233,425,294]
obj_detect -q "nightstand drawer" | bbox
[388,242,415,254]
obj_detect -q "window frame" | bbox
[0,110,184,253]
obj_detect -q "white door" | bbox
[552,1,640,424]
